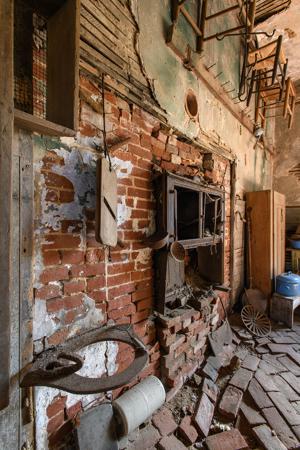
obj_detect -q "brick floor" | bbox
[127,318,300,450]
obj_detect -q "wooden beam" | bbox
[14,109,76,137]
[0,0,14,411]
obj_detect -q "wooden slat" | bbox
[80,40,153,102]
[81,25,127,71]
[81,5,142,67]
[0,0,14,411]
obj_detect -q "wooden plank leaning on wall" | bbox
[0,0,14,410]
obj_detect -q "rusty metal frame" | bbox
[164,172,225,249]
[20,325,148,394]
[198,0,257,53]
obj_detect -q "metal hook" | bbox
[216,29,276,41]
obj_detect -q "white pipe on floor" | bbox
[113,376,166,435]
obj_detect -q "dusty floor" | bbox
[122,315,300,450]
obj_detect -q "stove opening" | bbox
[176,187,200,240]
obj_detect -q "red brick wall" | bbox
[33,75,231,447]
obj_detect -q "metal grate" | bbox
[32,12,47,119]
[14,2,47,119]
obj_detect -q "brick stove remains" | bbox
[148,170,230,395]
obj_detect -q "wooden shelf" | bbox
[14,109,76,137]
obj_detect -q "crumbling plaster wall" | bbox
[132,0,273,196]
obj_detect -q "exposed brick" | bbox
[107,262,134,275]
[43,235,81,251]
[43,171,74,190]
[40,267,69,284]
[131,310,150,324]
[42,250,61,266]
[108,294,131,311]
[47,329,69,346]
[65,401,82,420]
[59,190,74,203]
[63,293,84,310]
[107,272,130,287]
[88,289,106,303]
[47,410,65,435]
[108,282,135,299]
[46,396,67,419]
[131,269,152,281]
[71,263,105,278]
[127,187,152,199]
[86,276,106,292]
[85,248,104,263]
[64,307,83,325]
[63,279,86,295]
[132,287,152,302]
[108,303,136,320]
[136,297,152,312]
[46,297,64,313]
[61,250,85,264]
[35,284,61,300]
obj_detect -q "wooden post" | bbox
[0,0,14,410]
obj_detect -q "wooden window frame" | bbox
[13,0,80,136]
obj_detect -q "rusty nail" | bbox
[207,62,217,70]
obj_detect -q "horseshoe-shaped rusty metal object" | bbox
[20,325,148,394]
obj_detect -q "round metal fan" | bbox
[241,305,271,337]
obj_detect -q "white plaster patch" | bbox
[34,387,60,450]
[67,294,105,339]
[117,195,132,226]
[33,300,59,341]
[134,248,152,266]
[39,147,98,231]
[111,156,133,178]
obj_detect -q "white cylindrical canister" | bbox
[113,375,166,435]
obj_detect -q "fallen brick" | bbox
[218,385,243,419]
[193,393,215,437]
[152,407,177,436]
[202,377,219,403]
[158,434,186,450]
[178,416,198,445]
[201,362,218,382]
[205,428,248,450]
[229,367,253,392]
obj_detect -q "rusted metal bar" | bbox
[204,25,245,42]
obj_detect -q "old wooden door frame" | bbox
[0,0,14,411]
